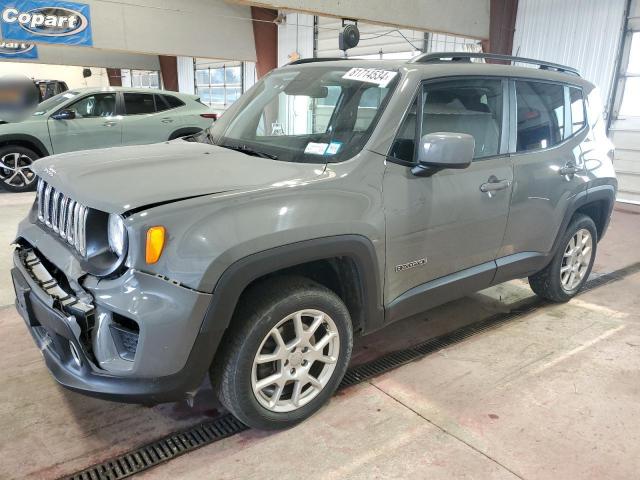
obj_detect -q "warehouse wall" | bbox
[512,0,627,110]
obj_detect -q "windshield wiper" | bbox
[220,144,278,160]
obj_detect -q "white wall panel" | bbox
[513,0,626,111]
[177,56,195,94]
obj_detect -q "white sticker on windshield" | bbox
[342,68,398,87]
[304,142,328,155]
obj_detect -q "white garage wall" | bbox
[512,0,627,112]
[0,63,108,89]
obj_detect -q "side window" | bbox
[515,81,565,151]
[390,79,504,163]
[154,94,170,112]
[569,87,586,134]
[66,93,117,118]
[422,79,503,159]
[123,93,156,115]
[163,95,185,109]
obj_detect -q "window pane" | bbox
[569,88,585,133]
[210,68,224,85]
[149,73,160,88]
[620,77,640,117]
[627,32,640,75]
[211,87,225,104]
[197,87,211,104]
[225,66,241,84]
[422,79,503,158]
[226,87,241,104]
[196,70,209,85]
[516,81,564,151]
[68,93,116,118]
[124,93,156,114]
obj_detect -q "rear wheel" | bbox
[211,276,353,430]
[0,145,39,192]
[529,214,597,302]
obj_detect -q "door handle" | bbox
[161,117,174,123]
[559,162,579,176]
[103,121,117,127]
[480,176,511,194]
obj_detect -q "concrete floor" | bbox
[1,193,639,479]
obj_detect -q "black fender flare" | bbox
[168,127,203,141]
[163,235,384,398]
[0,134,50,157]
[200,234,384,335]
[550,182,616,256]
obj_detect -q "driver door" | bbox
[48,92,122,154]
[383,78,513,314]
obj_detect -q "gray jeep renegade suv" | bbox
[11,53,617,430]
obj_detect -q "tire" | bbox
[0,145,40,192]
[529,213,597,302]
[211,275,353,430]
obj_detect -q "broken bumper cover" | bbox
[11,248,222,403]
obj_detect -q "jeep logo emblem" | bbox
[0,41,35,55]
[1,6,88,37]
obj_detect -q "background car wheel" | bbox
[529,213,597,302]
[0,145,40,192]
[211,275,353,430]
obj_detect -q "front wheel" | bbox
[211,276,353,430]
[0,145,39,192]
[529,214,597,302]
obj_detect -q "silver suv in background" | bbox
[11,53,616,430]
[0,87,214,192]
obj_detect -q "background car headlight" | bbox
[108,214,126,256]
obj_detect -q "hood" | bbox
[32,141,326,214]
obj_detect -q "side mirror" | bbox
[412,132,475,176]
[51,109,76,120]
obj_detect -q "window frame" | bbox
[508,78,588,155]
[387,75,510,166]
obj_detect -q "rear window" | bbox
[123,93,155,115]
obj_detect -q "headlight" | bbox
[108,214,126,256]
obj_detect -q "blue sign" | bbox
[1,1,92,46]
[0,41,38,59]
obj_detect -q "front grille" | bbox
[36,178,88,256]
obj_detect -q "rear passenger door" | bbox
[499,80,589,264]
[383,78,513,305]
[120,92,177,145]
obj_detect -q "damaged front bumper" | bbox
[11,246,220,403]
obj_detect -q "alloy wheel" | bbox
[560,228,593,291]
[0,152,36,189]
[251,309,340,413]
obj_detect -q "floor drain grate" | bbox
[63,414,247,480]
[60,261,640,479]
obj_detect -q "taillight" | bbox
[200,113,218,120]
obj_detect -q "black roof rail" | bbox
[288,57,348,65]
[410,52,580,76]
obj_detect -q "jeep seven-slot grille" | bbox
[36,178,88,257]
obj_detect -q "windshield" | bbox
[206,65,398,163]
[33,91,80,115]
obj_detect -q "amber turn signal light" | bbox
[145,226,165,264]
